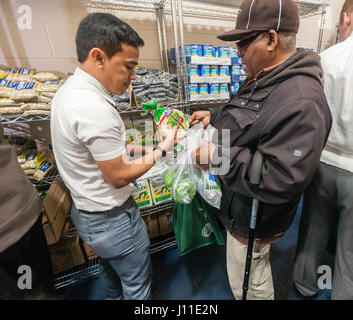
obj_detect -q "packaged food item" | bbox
[0,97,20,107]
[230,82,240,95]
[210,65,219,77]
[0,106,25,115]
[219,83,229,94]
[33,160,54,181]
[190,44,203,57]
[11,81,40,102]
[23,110,51,116]
[231,64,241,76]
[21,103,51,111]
[199,65,211,77]
[149,176,172,205]
[123,117,136,145]
[209,83,220,95]
[199,84,209,95]
[219,65,230,77]
[217,46,230,58]
[32,72,60,82]
[37,95,52,103]
[6,67,35,82]
[133,117,154,147]
[40,91,56,99]
[21,152,46,170]
[142,101,189,140]
[188,83,199,96]
[132,179,153,208]
[17,151,29,164]
[36,80,65,92]
[187,64,199,77]
[0,69,11,79]
[202,45,215,58]
[0,79,19,98]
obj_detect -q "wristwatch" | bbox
[154,145,166,157]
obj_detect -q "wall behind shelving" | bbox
[0,0,344,73]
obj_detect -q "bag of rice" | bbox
[0,69,11,79]
[36,80,65,92]
[11,81,41,102]
[32,72,61,82]
[6,67,35,82]
[0,79,19,98]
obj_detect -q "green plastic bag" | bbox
[172,192,225,256]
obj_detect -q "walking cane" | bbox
[242,150,264,300]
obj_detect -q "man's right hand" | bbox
[190,110,211,129]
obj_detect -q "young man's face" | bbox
[103,43,139,95]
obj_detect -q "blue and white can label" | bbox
[209,83,219,95]
[199,65,211,77]
[219,83,229,94]
[219,65,230,77]
[188,83,199,95]
[191,44,203,56]
[199,83,209,95]
[218,46,230,58]
[210,65,219,77]
[202,44,215,57]
[187,64,199,76]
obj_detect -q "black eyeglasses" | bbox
[235,32,264,51]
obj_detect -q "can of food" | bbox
[184,44,192,56]
[209,83,219,95]
[219,65,230,77]
[199,83,209,95]
[187,64,199,76]
[188,83,199,95]
[219,83,229,94]
[191,44,203,56]
[210,65,219,77]
[229,47,238,58]
[230,82,240,95]
[199,65,211,77]
[218,46,230,58]
[202,44,215,57]
[231,64,241,76]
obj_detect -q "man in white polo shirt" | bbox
[51,13,178,300]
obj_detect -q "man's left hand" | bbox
[192,140,216,170]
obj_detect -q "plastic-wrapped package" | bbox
[132,179,153,208]
[149,176,172,205]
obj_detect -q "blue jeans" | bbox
[71,197,152,300]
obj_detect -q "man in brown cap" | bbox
[190,0,332,299]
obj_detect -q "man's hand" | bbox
[190,110,211,129]
[158,123,180,152]
[192,140,216,170]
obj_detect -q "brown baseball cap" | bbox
[218,0,300,42]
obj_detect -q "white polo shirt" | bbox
[51,67,134,212]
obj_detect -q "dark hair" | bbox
[75,13,144,63]
[340,0,353,25]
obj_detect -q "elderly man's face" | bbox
[236,32,269,80]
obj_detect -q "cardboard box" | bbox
[158,210,174,236]
[82,242,99,261]
[143,214,159,239]
[42,182,72,245]
[49,235,85,274]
